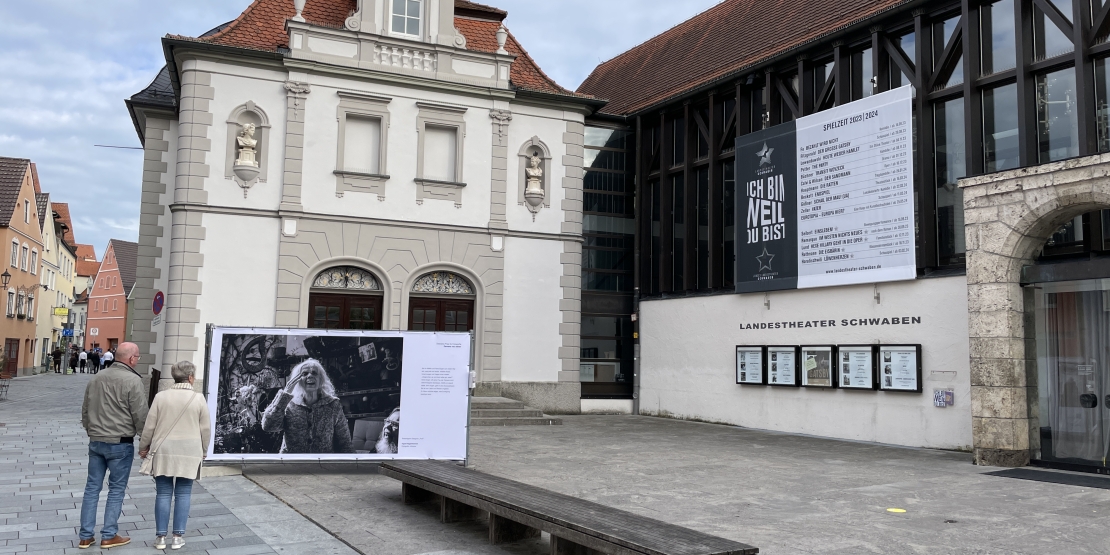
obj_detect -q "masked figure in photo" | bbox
[375,408,400,454]
[261,359,354,454]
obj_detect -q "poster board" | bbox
[735,346,765,385]
[204,327,471,462]
[767,346,799,387]
[800,345,836,388]
[879,344,922,392]
[837,345,876,390]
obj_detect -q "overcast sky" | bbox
[0,0,719,256]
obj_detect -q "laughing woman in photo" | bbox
[261,359,353,454]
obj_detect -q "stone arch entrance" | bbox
[962,155,1110,467]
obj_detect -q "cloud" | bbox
[0,0,720,255]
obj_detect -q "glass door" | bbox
[1034,278,1110,472]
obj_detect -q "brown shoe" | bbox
[100,535,131,549]
[78,538,95,549]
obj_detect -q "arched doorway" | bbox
[408,271,475,332]
[962,154,1110,468]
[307,266,384,330]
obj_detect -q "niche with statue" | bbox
[517,137,551,220]
[225,102,271,197]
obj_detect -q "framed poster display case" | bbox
[879,345,922,392]
[837,345,877,390]
[766,346,800,387]
[800,345,836,388]
[735,346,765,385]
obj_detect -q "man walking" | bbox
[52,347,62,373]
[79,349,87,373]
[90,349,100,374]
[79,342,147,549]
[103,349,114,369]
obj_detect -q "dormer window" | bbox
[391,0,422,37]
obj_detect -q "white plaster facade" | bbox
[128,0,596,412]
[639,276,974,450]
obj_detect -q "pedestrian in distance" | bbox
[103,349,114,369]
[69,349,78,375]
[78,342,147,549]
[79,349,88,373]
[139,361,210,551]
[90,350,100,374]
[52,347,62,373]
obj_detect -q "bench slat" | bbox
[381,460,757,555]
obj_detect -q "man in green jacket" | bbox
[78,342,147,549]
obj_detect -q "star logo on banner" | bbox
[756,247,775,272]
[756,143,774,166]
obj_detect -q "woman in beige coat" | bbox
[138,361,210,550]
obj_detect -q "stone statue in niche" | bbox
[235,123,259,167]
[524,152,545,219]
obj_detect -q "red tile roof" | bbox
[577,0,914,115]
[170,0,583,98]
[75,244,99,277]
[52,202,77,247]
[0,157,31,228]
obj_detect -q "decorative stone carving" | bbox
[517,137,551,219]
[235,124,259,167]
[284,81,311,95]
[496,25,508,55]
[225,102,271,198]
[524,153,545,217]
[411,272,475,295]
[312,266,381,290]
[292,0,306,22]
[454,27,467,49]
[490,109,512,140]
[374,46,436,71]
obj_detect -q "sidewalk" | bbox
[0,372,358,555]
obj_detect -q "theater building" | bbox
[127,0,603,414]
[575,0,1110,470]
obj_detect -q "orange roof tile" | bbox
[52,202,76,247]
[170,0,585,98]
[578,0,914,115]
[75,244,99,277]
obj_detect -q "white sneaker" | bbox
[170,536,185,550]
[154,536,167,550]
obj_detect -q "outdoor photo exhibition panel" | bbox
[204,327,472,462]
[800,345,836,388]
[735,86,916,293]
[736,346,765,385]
[767,346,799,386]
[879,345,922,392]
[838,345,876,390]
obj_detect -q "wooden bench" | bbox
[379,460,758,555]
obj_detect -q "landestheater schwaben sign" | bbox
[204,327,471,462]
[736,86,915,293]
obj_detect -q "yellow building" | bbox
[34,196,78,372]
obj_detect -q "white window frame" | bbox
[414,102,468,207]
[6,290,14,317]
[389,0,423,38]
[10,241,17,268]
[20,245,28,272]
[29,249,37,275]
[334,91,392,199]
[16,292,25,318]
[23,200,29,224]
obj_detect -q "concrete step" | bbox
[470,416,563,426]
[471,408,545,418]
[470,396,526,410]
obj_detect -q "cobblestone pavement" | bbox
[0,372,358,555]
[247,415,1110,555]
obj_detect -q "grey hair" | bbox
[170,361,196,383]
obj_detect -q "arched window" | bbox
[409,271,474,332]
[308,265,383,330]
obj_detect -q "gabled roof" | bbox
[162,0,585,98]
[578,0,914,115]
[75,244,99,277]
[129,65,176,111]
[52,203,76,247]
[30,163,42,195]
[0,157,31,228]
[35,193,49,233]
[108,239,139,294]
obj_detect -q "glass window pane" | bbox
[582,316,626,337]
[672,117,685,166]
[935,97,967,264]
[650,180,661,294]
[1034,3,1074,61]
[983,83,1020,172]
[581,339,620,360]
[1095,58,1110,152]
[407,0,420,17]
[1037,69,1079,163]
[751,87,766,132]
[392,0,405,15]
[889,33,914,89]
[722,162,735,288]
[392,15,405,33]
[934,16,964,90]
[672,175,685,289]
[445,311,455,325]
[982,0,1016,75]
[407,18,419,36]
[457,312,468,329]
[696,168,709,290]
[851,49,873,100]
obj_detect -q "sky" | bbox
[0,0,721,257]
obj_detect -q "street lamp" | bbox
[1,270,10,288]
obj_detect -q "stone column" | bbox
[558,121,585,388]
[488,109,511,233]
[279,81,311,212]
[132,114,172,386]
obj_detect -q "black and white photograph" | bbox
[735,346,764,384]
[212,332,404,457]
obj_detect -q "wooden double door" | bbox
[3,339,18,378]
[308,293,383,330]
[408,298,474,332]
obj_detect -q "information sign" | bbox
[879,345,922,392]
[800,346,835,388]
[735,346,764,385]
[838,345,876,389]
[766,346,798,386]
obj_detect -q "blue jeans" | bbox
[79,441,135,540]
[154,476,193,536]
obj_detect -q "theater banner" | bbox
[736,86,916,293]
